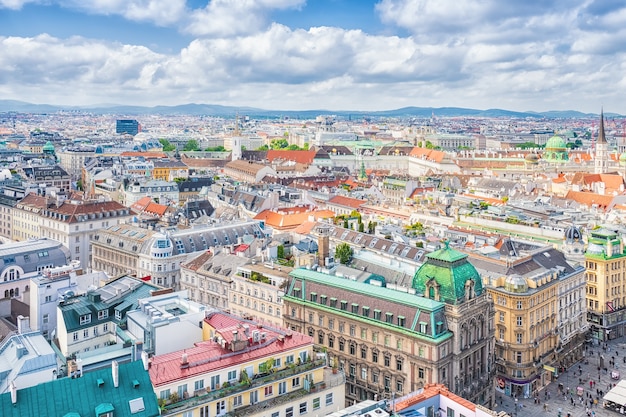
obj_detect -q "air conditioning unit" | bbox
[252,330,260,342]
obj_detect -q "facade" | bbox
[12,193,48,241]
[38,198,134,270]
[126,290,207,356]
[91,220,268,289]
[29,262,84,341]
[58,146,96,178]
[585,228,626,342]
[0,359,159,417]
[0,238,71,302]
[412,243,496,407]
[230,262,290,327]
[123,179,180,206]
[21,165,71,194]
[152,159,189,182]
[116,119,141,135]
[56,276,160,357]
[284,268,457,406]
[152,311,345,417]
[0,316,59,394]
[180,250,249,310]
[471,241,586,398]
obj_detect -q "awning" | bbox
[543,365,556,373]
[603,380,626,405]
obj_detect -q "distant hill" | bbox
[0,100,619,119]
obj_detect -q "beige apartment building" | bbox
[585,228,626,342]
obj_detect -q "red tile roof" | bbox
[395,384,476,412]
[266,150,316,165]
[327,195,367,209]
[149,312,313,387]
[565,190,613,210]
[254,209,335,230]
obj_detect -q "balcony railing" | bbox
[225,369,345,417]
[163,359,327,415]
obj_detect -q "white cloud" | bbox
[186,0,305,37]
[3,4,626,114]
[58,0,187,26]
[0,0,38,9]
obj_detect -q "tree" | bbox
[270,138,289,149]
[335,243,353,265]
[287,144,300,150]
[183,140,200,151]
[256,144,269,151]
[303,142,309,150]
[159,138,176,152]
[277,244,285,259]
[205,145,226,152]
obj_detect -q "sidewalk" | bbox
[492,338,625,417]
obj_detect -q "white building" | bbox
[0,316,59,394]
[126,290,207,356]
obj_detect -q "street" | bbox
[494,338,625,417]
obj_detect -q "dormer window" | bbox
[79,314,91,325]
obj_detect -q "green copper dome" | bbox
[43,141,55,153]
[545,135,566,150]
[412,241,482,305]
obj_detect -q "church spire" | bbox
[598,108,607,144]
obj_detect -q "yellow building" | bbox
[12,193,48,241]
[152,159,189,181]
[585,228,626,341]
[473,241,587,398]
[150,311,344,417]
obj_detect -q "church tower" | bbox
[595,109,608,174]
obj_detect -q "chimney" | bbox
[141,351,150,371]
[233,330,238,342]
[181,353,188,366]
[10,381,16,404]
[16,315,30,334]
[112,360,119,388]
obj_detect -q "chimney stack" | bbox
[17,315,30,334]
[141,351,150,370]
[112,360,119,388]
[10,381,16,404]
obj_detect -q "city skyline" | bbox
[1,0,625,114]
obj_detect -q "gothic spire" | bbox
[598,108,607,144]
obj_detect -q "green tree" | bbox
[270,138,289,149]
[277,244,285,259]
[183,140,200,151]
[303,142,309,150]
[425,141,434,149]
[335,243,353,265]
[205,145,226,152]
[287,144,300,150]
[159,138,176,152]
[358,222,364,232]
[256,144,269,151]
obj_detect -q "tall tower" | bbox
[231,114,243,161]
[595,109,608,174]
[316,225,330,267]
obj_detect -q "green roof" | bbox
[289,268,445,311]
[412,242,482,305]
[60,278,158,332]
[0,360,159,417]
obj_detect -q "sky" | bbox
[1,0,626,113]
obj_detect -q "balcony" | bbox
[225,368,345,417]
[163,358,327,415]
